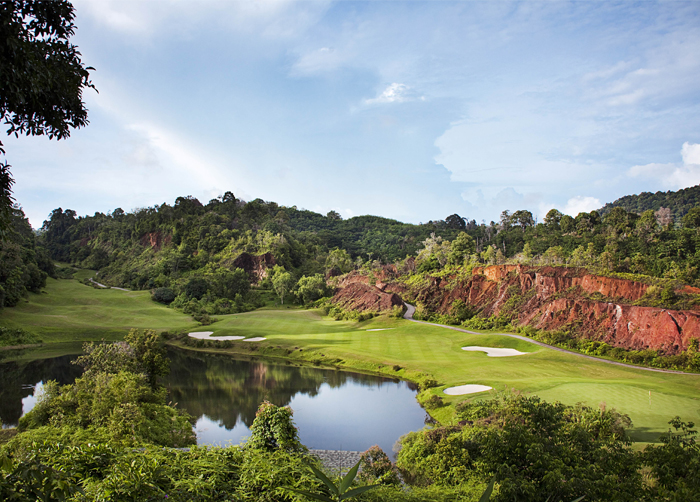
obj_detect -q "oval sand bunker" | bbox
[443,384,493,396]
[462,346,527,357]
[188,332,245,341]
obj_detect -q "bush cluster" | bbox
[0,326,41,347]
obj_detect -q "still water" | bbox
[0,349,427,454]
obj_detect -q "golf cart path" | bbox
[89,277,130,291]
[402,302,698,376]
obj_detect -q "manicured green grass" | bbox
[0,276,197,343]
[3,278,700,442]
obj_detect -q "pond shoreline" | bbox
[166,340,440,424]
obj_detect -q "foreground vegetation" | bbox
[1,333,697,501]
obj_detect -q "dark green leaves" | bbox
[287,460,379,502]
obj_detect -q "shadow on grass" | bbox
[628,428,662,443]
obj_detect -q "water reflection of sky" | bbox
[1,382,43,429]
[195,415,251,447]
[193,379,426,455]
[22,382,42,415]
[5,352,427,455]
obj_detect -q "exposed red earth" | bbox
[331,265,700,355]
[331,282,404,312]
[232,252,276,283]
[139,231,172,251]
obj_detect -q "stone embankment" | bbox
[309,450,363,475]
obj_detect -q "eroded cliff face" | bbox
[232,252,276,283]
[335,266,409,295]
[139,232,172,251]
[329,264,699,354]
[416,265,698,355]
[331,282,404,312]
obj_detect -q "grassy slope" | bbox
[0,274,197,343]
[2,277,699,442]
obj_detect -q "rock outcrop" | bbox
[139,232,172,251]
[415,265,699,355]
[336,267,408,295]
[232,252,276,283]
[331,282,404,312]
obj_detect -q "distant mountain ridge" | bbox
[598,184,700,221]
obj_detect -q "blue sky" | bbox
[6,0,700,228]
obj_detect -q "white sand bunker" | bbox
[243,337,266,342]
[443,384,493,396]
[366,328,394,332]
[462,346,527,357]
[188,332,245,341]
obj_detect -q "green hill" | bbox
[598,185,700,221]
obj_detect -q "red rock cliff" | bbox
[331,282,404,313]
[417,265,699,355]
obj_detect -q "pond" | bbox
[0,348,428,454]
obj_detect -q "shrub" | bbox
[248,401,306,454]
[398,391,642,500]
[184,277,209,300]
[359,445,400,485]
[0,326,41,347]
[151,287,176,304]
[420,377,438,390]
[423,395,444,410]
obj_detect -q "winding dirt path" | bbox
[402,302,699,375]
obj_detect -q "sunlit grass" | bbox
[0,276,197,342]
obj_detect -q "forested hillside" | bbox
[30,193,466,316]
[4,185,700,314]
[598,184,700,221]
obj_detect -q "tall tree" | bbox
[0,0,95,237]
[271,266,293,304]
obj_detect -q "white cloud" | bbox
[582,61,632,82]
[126,122,226,190]
[364,83,423,105]
[582,30,700,110]
[290,47,342,76]
[75,0,330,39]
[628,142,700,189]
[563,196,601,216]
[682,141,700,165]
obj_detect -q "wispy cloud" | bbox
[75,0,329,39]
[364,83,423,105]
[289,47,343,76]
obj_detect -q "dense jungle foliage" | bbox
[0,207,54,308]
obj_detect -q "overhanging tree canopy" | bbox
[0,0,95,236]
